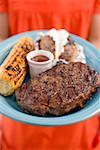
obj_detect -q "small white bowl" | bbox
[26,50,54,77]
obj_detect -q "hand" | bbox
[0,38,4,42]
[0,13,9,41]
[88,14,100,49]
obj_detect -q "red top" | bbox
[0,0,100,149]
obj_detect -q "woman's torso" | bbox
[8,0,95,38]
[1,0,100,150]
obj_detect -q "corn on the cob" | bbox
[0,37,35,96]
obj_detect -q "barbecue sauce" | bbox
[31,55,49,62]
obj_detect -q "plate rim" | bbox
[0,30,100,126]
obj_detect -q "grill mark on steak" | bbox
[16,62,100,116]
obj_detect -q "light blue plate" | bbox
[0,30,100,126]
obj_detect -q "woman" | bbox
[0,0,100,149]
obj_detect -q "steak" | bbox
[16,62,100,116]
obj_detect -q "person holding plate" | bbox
[0,0,100,149]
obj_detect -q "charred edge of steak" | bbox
[94,74,100,88]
